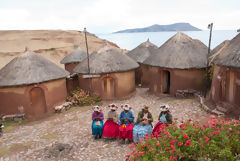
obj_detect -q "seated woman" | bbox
[152,105,172,137]
[103,104,119,139]
[119,104,134,144]
[133,105,153,143]
[92,105,104,139]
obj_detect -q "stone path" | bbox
[0,88,210,161]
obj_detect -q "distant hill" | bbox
[237,28,240,32]
[114,23,201,33]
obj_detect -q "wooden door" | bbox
[30,87,47,116]
[103,77,115,99]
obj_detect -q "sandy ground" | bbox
[0,88,210,161]
[0,30,124,69]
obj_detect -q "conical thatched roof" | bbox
[0,51,69,87]
[143,32,208,69]
[126,39,158,63]
[209,40,230,64]
[60,47,87,64]
[73,45,139,74]
[214,33,240,69]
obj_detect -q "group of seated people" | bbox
[91,103,172,143]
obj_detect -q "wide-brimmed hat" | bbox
[108,103,118,110]
[93,105,102,112]
[143,105,150,110]
[121,104,131,111]
[160,104,170,112]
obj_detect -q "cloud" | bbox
[0,0,239,33]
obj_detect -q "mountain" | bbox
[237,28,240,32]
[114,23,201,33]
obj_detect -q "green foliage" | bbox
[66,88,101,106]
[127,116,240,161]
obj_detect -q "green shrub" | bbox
[127,116,240,161]
[66,88,101,106]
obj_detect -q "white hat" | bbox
[93,105,101,112]
[160,104,170,112]
[121,104,131,111]
[108,104,118,110]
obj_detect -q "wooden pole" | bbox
[84,28,92,95]
[205,23,213,97]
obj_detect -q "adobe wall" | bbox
[210,65,240,107]
[78,70,136,100]
[148,66,206,95]
[0,78,67,119]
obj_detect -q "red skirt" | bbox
[119,123,134,140]
[103,120,119,138]
[152,121,165,137]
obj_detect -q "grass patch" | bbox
[41,133,59,140]
[1,120,28,133]
[198,104,204,111]
[0,146,10,157]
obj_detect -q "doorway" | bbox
[103,77,115,99]
[30,87,47,116]
[162,70,170,94]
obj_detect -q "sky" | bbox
[0,0,239,33]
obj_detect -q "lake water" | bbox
[97,30,239,50]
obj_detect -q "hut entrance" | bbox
[30,87,47,116]
[103,77,115,99]
[162,70,170,94]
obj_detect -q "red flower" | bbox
[178,142,182,146]
[195,126,198,129]
[170,156,173,160]
[170,140,176,144]
[184,140,191,147]
[170,145,174,148]
[182,135,189,139]
[156,141,160,146]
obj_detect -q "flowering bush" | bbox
[66,88,101,106]
[127,116,240,161]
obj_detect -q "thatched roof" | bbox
[0,51,69,87]
[214,33,240,69]
[143,32,208,69]
[60,47,87,64]
[209,40,230,64]
[73,45,139,74]
[126,39,158,63]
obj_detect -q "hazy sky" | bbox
[0,0,239,33]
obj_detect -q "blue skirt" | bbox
[92,120,103,136]
[133,124,152,142]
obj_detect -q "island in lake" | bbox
[114,22,201,33]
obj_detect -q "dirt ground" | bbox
[0,88,210,161]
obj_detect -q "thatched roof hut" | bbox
[142,32,208,95]
[210,33,240,113]
[73,45,139,100]
[60,47,87,64]
[0,51,69,87]
[213,33,240,69]
[127,39,158,63]
[0,50,69,119]
[74,45,139,74]
[143,32,208,69]
[126,39,158,86]
[60,47,87,93]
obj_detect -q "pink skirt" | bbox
[119,123,134,140]
[103,120,119,138]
